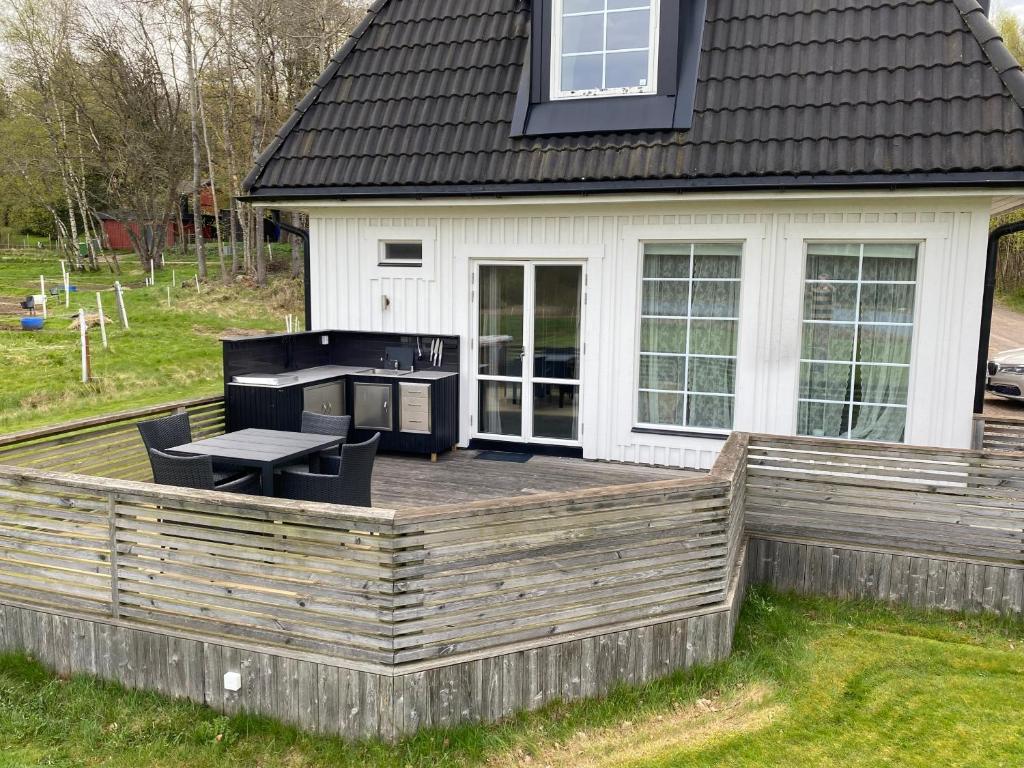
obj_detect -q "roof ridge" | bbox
[242,0,395,192]
[951,0,1024,111]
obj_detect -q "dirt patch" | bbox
[487,683,782,768]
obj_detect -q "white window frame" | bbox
[378,240,424,267]
[795,240,922,443]
[550,0,660,101]
[362,224,436,279]
[634,240,744,435]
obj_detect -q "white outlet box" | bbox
[320,335,329,345]
[223,671,241,692]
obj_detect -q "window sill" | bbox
[631,426,729,440]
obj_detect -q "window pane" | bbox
[478,265,524,377]
[561,13,603,53]
[606,9,650,50]
[561,53,603,91]
[801,322,855,362]
[478,382,521,436]
[848,405,906,442]
[641,318,687,353]
[806,244,859,281]
[533,383,578,440]
[859,283,915,324]
[798,400,848,438]
[534,265,581,381]
[804,282,857,322]
[799,362,852,401]
[691,281,739,318]
[858,325,913,365]
[693,246,742,278]
[564,0,603,11]
[605,50,650,88]
[854,364,909,405]
[643,249,690,278]
[638,391,684,426]
[688,357,735,394]
[688,395,734,430]
[862,244,918,281]
[639,355,685,391]
[642,280,688,316]
[689,319,737,356]
[608,0,648,8]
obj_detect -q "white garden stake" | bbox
[63,269,70,307]
[39,276,47,318]
[96,292,108,349]
[150,259,155,286]
[166,286,171,307]
[78,308,90,383]
[194,274,200,294]
[114,281,129,329]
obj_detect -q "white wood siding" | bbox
[308,195,992,469]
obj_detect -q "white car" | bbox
[987,348,1024,401]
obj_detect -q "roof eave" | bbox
[239,170,1024,203]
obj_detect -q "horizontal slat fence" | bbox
[0,465,399,668]
[745,434,1024,565]
[0,413,749,671]
[0,396,225,482]
[974,414,1024,452]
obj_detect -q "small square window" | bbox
[379,241,422,266]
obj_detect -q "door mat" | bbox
[475,450,532,463]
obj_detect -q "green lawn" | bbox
[0,250,302,433]
[0,589,1022,767]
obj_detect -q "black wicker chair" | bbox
[277,433,380,507]
[138,413,242,483]
[149,449,261,495]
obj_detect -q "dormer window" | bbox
[552,0,660,100]
[512,0,705,137]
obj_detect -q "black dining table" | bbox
[168,428,342,497]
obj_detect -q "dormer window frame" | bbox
[550,0,662,102]
[511,0,707,137]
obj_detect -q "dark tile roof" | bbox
[243,0,1024,197]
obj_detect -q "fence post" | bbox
[107,493,120,620]
[972,417,985,451]
[96,293,108,349]
[78,308,91,383]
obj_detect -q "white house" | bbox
[242,0,1024,469]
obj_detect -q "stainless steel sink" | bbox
[358,368,413,377]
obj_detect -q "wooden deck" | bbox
[371,449,699,508]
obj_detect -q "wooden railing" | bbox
[0,407,747,671]
[973,413,1024,452]
[745,434,1024,565]
[0,396,225,482]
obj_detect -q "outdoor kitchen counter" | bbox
[231,365,368,388]
[232,366,458,387]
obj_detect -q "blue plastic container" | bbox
[20,317,45,331]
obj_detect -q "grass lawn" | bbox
[0,250,302,433]
[0,589,1022,767]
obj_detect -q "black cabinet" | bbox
[227,377,347,432]
[228,372,459,459]
[348,374,458,459]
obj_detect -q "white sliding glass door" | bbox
[475,262,583,445]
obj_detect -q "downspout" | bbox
[276,216,312,332]
[974,220,1024,412]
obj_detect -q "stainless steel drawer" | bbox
[399,382,431,434]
